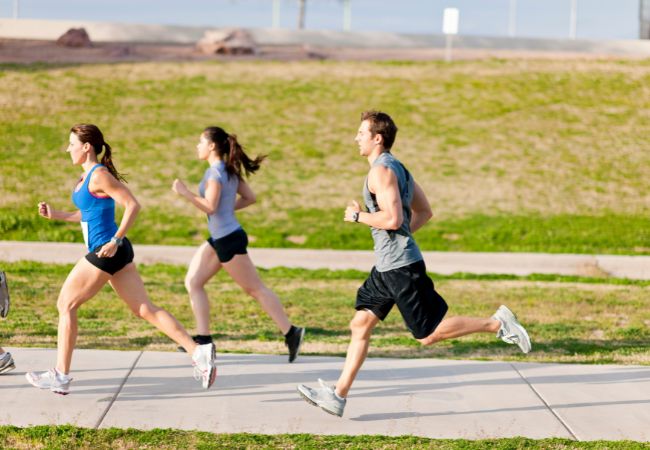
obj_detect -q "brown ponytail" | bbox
[70,124,126,182]
[203,126,265,179]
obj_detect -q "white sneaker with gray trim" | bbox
[192,343,217,389]
[0,352,15,374]
[492,305,532,353]
[297,378,346,417]
[25,369,72,395]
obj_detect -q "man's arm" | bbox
[344,165,403,230]
[409,181,433,233]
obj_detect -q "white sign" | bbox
[442,8,459,35]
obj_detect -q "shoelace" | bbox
[193,366,204,382]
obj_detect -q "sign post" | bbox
[442,8,459,62]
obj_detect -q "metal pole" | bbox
[508,0,516,37]
[343,0,351,31]
[297,0,306,29]
[641,0,650,39]
[445,34,453,62]
[272,0,280,28]
[569,0,578,39]
[13,0,19,19]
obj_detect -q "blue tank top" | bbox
[199,160,241,239]
[71,164,118,251]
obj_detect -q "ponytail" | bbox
[70,123,126,183]
[224,134,265,179]
[100,141,127,183]
[203,126,266,180]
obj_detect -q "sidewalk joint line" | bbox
[94,350,143,430]
[510,362,579,441]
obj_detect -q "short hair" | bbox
[360,110,398,150]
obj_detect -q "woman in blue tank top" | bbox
[172,126,304,362]
[26,124,216,395]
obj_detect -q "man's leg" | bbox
[417,316,499,346]
[416,306,531,353]
[297,309,380,416]
[335,309,380,397]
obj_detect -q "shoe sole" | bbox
[296,386,343,417]
[205,363,217,389]
[498,306,532,353]
[0,363,15,374]
[0,271,9,318]
[289,328,306,363]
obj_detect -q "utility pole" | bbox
[298,0,306,29]
[342,0,351,31]
[272,0,280,28]
[569,0,578,39]
[13,0,20,19]
[641,0,650,38]
[508,0,516,37]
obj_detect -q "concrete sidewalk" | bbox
[2,240,650,279]
[1,347,648,441]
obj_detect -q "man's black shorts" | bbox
[85,237,135,275]
[208,228,248,263]
[355,259,448,339]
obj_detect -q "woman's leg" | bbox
[56,258,111,374]
[109,262,197,353]
[222,254,291,334]
[184,242,221,336]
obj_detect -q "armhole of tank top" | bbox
[87,165,111,199]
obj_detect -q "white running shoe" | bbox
[26,369,72,395]
[192,343,216,389]
[0,352,15,374]
[492,305,532,354]
[297,378,346,417]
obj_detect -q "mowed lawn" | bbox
[1,261,648,365]
[1,59,650,254]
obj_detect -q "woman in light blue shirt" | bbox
[172,126,304,362]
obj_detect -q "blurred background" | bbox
[0,0,644,40]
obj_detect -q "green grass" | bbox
[0,426,648,449]
[4,207,650,255]
[2,60,650,254]
[1,261,648,365]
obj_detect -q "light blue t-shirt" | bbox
[199,161,241,239]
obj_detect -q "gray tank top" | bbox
[363,152,423,272]
[199,161,242,239]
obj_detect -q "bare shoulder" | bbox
[368,164,396,192]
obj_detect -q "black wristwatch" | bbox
[352,211,360,223]
[110,236,124,247]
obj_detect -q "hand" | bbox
[172,179,188,196]
[38,202,52,219]
[344,200,361,222]
[96,241,118,258]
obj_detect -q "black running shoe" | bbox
[0,271,9,319]
[177,334,213,353]
[285,327,305,363]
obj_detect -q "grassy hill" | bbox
[2,59,649,254]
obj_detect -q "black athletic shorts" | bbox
[85,237,134,275]
[208,228,248,263]
[355,259,448,339]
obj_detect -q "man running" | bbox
[297,111,531,417]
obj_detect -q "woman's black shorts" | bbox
[355,259,448,339]
[85,237,134,275]
[208,228,248,263]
